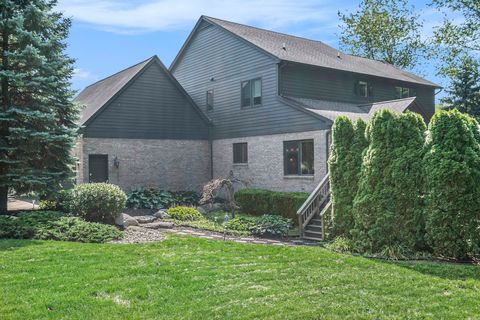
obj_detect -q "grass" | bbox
[1,236,480,319]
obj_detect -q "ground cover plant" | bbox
[126,188,199,209]
[0,211,122,243]
[0,236,479,319]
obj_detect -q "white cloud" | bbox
[72,68,97,81]
[57,0,335,34]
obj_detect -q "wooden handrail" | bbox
[297,173,330,238]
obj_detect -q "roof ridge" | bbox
[203,16,392,65]
[82,55,155,89]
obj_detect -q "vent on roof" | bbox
[282,43,286,50]
[337,52,341,59]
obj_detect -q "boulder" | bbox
[142,221,174,229]
[115,213,139,227]
[154,210,170,219]
[135,215,157,224]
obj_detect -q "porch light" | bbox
[113,156,120,168]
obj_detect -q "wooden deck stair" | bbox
[297,174,331,241]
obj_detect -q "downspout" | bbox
[209,125,213,180]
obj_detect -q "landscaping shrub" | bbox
[38,189,73,212]
[352,110,426,254]
[224,217,256,232]
[251,214,292,237]
[326,237,353,254]
[0,211,122,243]
[167,206,203,221]
[424,110,480,259]
[235,189,308,223]
[36,217,123,243]
[69,183,127,224]
[126,188,199,209]
[328,117,367,237]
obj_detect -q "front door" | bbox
[89,154,108,183]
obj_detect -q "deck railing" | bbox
[297,173,330,237]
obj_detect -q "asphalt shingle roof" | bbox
[204,16,440,88]
[284,96,417,121]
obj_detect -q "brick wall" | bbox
[75,137,211,192]
[212,130,330,193]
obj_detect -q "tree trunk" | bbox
[0,187,7,215]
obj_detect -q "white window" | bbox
[241,78,262,107]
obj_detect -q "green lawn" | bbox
[1,236,479,319]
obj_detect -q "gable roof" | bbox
[283,96,420,121]
[75,55,211,127]
[171,16,439,88]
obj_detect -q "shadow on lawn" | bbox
[378,259,480,282]
[0,239,44,252]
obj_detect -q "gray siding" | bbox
[172,21,329,139]
[84,62,209,139]
[279,62,436,120]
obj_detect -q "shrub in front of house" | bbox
[224,217,256,232]
[0,211,122,243]
[235,189,308,224]
[69,183,127,224]
[250,214,292,237]
[424,110,480,260]
[126,188,199,209]
[38,189,73,212]
[352,110,427,256]
[328,116,367,238]
[166,206,203,221]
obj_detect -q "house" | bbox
[74,15,440,194]
[73,56,212,191]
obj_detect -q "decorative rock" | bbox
[135,215,157,224]
[154,210,170,219]
[142,221,174,229]
[115,213,139,227]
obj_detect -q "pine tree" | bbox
[0,1,79,214]
[441,56,480,121]
[352,110,426,256]
[424,110,480,259]
[328,117,367,237]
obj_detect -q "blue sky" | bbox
[58,0,447,100]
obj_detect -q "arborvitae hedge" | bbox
[328,117,367,237]
[352,110,426,255]
[424,110,480,259]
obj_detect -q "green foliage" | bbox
[126,188,199,209]
[36,217,123,243]
[352,110,427,254]
[38,189,72,212]
[0,211,122,243]
[0,1,80,213]
[166,206,203,221]
[424,110,480,259]
[441,55,480,121]
[170,219,251,237]
[224,217,256,232]
[432,0,479,59]
[250,215,292,237]
[338,0,426,70]
[328,117,367,237]
[235,188,308,223]
[326,237,353,254]
[69,183,127,224]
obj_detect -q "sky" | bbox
[57,0,449,100]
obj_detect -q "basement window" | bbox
[284,140,314,176]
